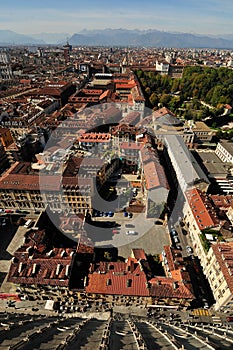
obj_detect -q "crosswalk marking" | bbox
[192,309,211,316]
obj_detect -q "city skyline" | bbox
[1,0,233,36]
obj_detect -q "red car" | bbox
[226,316,233,322]
[5,209,13,213]
[112,229,119,234]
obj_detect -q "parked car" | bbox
[128,212,133,218]
[173,236,179,244]
[108,211,114,217]
[170,228,178,236]
[126,230,136,235]
[186,245,193,254]
[1,219,6,226]
[123,212,128,217]
[226,316,233,322]
[176,245,182,250]
[125,224,135,228]
[112,229,119,234]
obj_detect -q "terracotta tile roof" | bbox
[161,246,186,274]
[212,243,233,294]
[144,161,169,190]
[79,133,111,143]
[185,188,220,230]
[0,173,61,191]
[7,229,76,287]
[0,127,9,136]
[99,90,112,100]
[210,195,233,210]
[120,141,142,150]
[111,123,138,135]
[122,112,141,125]
[86,258,150,297]
[86,251,194,301]
[136,114,152,127]
[0,161,93,191]
[149,277,194,299]
[131,249,147,261]
[153,107,176,118]
[141,147,157,164]
[116,83,136,89]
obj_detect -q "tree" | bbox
[160,93,171,106]
[149,92,159,107]
[145,87,151,95]
[104,251,112,261]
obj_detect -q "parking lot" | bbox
[87,211,171,256]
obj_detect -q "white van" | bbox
[24,219,32,228]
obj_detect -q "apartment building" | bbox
[215,140,233,163]
[7,228,76,297]
[85,249,194,308]
[183,188,222,267]
[191,121,215,143]
[203,243,233,311]
[141,107,196,149]
[0,160,93,215]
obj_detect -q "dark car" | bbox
[125,224,135,228]
[170,228,178,236]
[226,316,233,322]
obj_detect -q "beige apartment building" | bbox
[0,161,93,215]
[203,243,233,311]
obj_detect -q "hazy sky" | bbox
[1,0,233,35]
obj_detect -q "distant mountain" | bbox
[69,28,233,49]
[0,30,45,45]
[208,34,233,41]
[30,32,70,45]
[1,28,233,48]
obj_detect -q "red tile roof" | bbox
[185,188,221,230]
[210,195,233,210]
[153,107,176,118]
[79,133,111,143]
[120,141,142,150]
[144,161,169,190]
[86,251,194,301]
[131,249,147,261]
[212,243,233,294]
[7,229,76,287]
[86,258,150,297]
[149,277,194,299]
